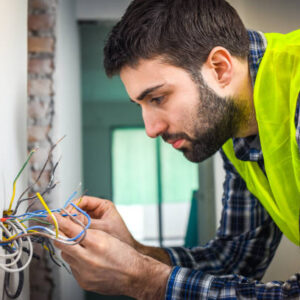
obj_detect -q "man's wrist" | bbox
[134,241,172,265]
[129,254,172,300]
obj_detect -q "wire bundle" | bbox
[0,138,89,298]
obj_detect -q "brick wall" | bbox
[28,0,57,299]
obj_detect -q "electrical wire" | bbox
[36,192,59,238]
[13,136,64,215]
[6,148,37,215]
[4,249,24,299]
[0,136,92,298]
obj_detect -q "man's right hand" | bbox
[69,196,138,249]
[69,195,171,265]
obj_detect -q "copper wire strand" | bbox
[69,189,88,213]
[13,136,65,215]
[25,182,59,214]
[14,181,58,214]
[14,160,60,215]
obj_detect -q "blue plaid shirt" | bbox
[164,30,300,299]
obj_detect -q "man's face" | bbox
[120,58,246,162]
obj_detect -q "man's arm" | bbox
[137,150,282,280]
[166,267,300,299]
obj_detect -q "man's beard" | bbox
[162,74,247,163]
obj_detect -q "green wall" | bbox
[80,21,129,103]
[83,102,143,199]
[80,21,141,300]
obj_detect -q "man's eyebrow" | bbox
[136,84,165,101]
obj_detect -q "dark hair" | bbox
[104,0,249,78]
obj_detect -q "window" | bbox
[112,128,199,246]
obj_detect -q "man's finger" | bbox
[49,213,89,246]
[77,196,113,218]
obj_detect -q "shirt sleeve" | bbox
[166,267,300,299]
[164,150,282,281]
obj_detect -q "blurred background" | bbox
[0,0,299,299]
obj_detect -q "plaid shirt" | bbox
[164,30,300,299]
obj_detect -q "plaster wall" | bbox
[0,0,29,299]
[55,0,83,299]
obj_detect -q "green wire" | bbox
[13,148,37,184]
[19,217,52,226]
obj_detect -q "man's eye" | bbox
[150,96,164,104]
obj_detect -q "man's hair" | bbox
[104,0,249,78]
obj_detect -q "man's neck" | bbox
[234,60,258,138]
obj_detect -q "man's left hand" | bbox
[53,214,172,299]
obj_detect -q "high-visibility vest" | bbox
[222,30,300,245]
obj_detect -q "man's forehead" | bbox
[120,59,169,99]
[120,58,190,100]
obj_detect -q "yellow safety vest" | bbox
[222,30,300,245]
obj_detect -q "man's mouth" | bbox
[169,139,184,149]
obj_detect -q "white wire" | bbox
[0,222,23,267]
[0,219,33,273]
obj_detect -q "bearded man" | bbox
[54,0,300,299]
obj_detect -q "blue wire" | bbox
[66,203,91,241]
[63,191,78,208]
[9,209,77,219]
[0,203,91,246]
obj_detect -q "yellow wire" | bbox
[70,196,83,213]
[7,182,17,214]
[2,229,40,242]
[36,193,59,238]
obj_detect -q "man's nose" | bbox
[142,110,167,138]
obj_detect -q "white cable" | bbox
[0,220,33,273]
[0,223,22,259]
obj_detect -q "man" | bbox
[54,0,300,299]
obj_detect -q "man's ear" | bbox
[203,47,233,88]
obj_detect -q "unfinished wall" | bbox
[27,0,83,299]
[27,1,58,298]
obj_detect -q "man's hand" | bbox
[69,196,172,265]
[69,196,137,248]
[54,214,172,299]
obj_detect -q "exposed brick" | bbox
[28,0,57,299]
[28,14,55,31]
[28,79,52,96]
[28,100,50,119]
[28,58,53,74]
[28,37,54,53]
[28,125,51,143]
[29,0,55,11]
[30,144,51,165]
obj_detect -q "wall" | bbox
[0,0,29,299]
[27,0,58,297]
[55,0,83,299]
[213,0,300,282]
[76,0,131,20]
